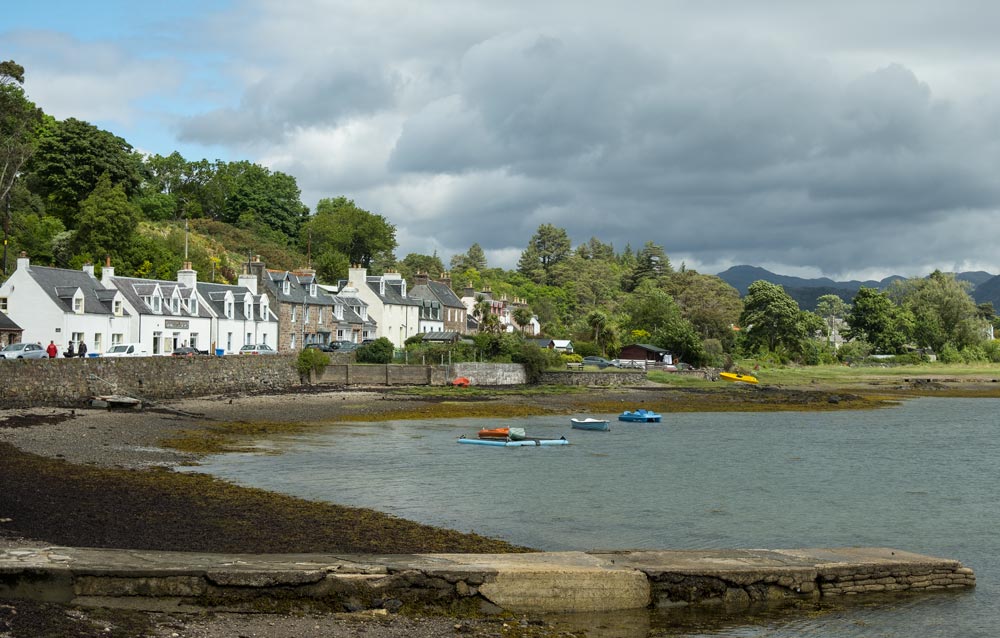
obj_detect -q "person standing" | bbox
[78,340,88,358]
[46,340,58,358]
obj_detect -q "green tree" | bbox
[223,162,308,242]
[71,173,139,263]
[517,224,571,285]
[0,60,44,205]
[888,270,983,352]
[398,252,445,282]
[667,270,744,343]
[625,241,671,291]
[845,287,912,354]
[512,307,534,334]
[621,280,705,364]
[738,280,806,354]
[302,196,397,270]
[450,243,487,273]
[24,117,144,227]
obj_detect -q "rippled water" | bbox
[186,398,998,637]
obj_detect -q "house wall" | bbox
[214,316,278,354]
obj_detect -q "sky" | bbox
[6,0,1000,281]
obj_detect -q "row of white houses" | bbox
[0,254,540,355]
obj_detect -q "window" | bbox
[227,332,233,351]
[111,333,123,346]
[304,306,311,323]
[335,304,343,320]
[170,298,180,313]
[282,280,290,295]
[73,295,84,314]
[190,333,198,349]
[244,301,251,318]
[225,300,234,319]
[113,298,123,316]
[188,298,197,314]
[153,331,162,355]
[93,334,102,352]
[291,306,297,322]
[246,332,251,345]
[310,283,317,297]
[290,333,296,349]
[260,300,268,320]
[0,297,7,313]
[71,331,84,346]
[317,308,324,324]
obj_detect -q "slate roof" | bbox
[24,265,121,315]
[409,281,465,309]
[0,312,23,332]
[262,270,339,306]
[365,276,423,307]
[197,282,277,322]
[109,276,208,317]
[420,331,463,342]
[624,343,669,354]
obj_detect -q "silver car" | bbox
[0,342,48,359]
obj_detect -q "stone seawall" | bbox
[0,355,301,408]
[540,370,647,386]
[0,546,975,615]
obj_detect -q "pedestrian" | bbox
[66,342,75,358]
[78,340,88,358]
[46,340,58,358]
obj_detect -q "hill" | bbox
[717,265,994,311]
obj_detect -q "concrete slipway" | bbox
[0,546,975,615]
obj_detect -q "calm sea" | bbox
[184,397,998,637]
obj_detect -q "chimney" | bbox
[348,264,367,289]
[82,262,95,278]
[438,271,452,289]
[177,261,197,290]
[463,282,475,298]
[102,257,115,286]
[238,263,258,294]
[414,272,429,286]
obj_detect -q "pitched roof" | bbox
[109,276,208,317]
[262,270,340,306]
[197,282,277,322]
[365,276,423,307]
[409,281,465,309]
[23,265,118,315]
[0,312,23,332]
[625,343,668,354]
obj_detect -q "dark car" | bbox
[304,343,338,353]
[171,346,209,357]
[582,356,616,369]
[334,341,360,352]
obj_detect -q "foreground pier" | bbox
[0,546,974,614]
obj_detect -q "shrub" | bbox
[296,348,330,377]
[561,353,583,365]
[938,343,962,364]
[513,343,562,384]
[356,337,394,364]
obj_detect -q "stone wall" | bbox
[450,363,526,386]
[0,355,300,408]
[540,370,646,386]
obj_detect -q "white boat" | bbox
[570,418,611,432]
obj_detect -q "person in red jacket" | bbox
[46,340,58,358]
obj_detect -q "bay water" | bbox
[185,397,998,636]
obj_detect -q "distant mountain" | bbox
[716,265,995,311]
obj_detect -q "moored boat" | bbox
[618,409,662,423]
[719,372,759,384]
[477,426,526,440]
[570,417,611,431]
[459,435,569,447]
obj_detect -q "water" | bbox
[185,398,998,636]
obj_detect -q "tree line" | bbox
[3,60,995,367]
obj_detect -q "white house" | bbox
[340,266,421,347]
[0,254,130,354]
[196,272,278,354]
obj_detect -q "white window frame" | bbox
[73,294,84,314]
[111,333,123,346]
[0,297,8,313]
[291,306,297,322]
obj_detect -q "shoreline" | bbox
[1,381,996,637]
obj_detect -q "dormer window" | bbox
[282,280,290,295]
[225,299,234,319]
[335,304,343,320]
[244,300,251,317]
[113,298,123,317]
[259,298,268,320]
[188,298,197,315]
[309,283,317,297]
[73,293,84,314]
[170,298,180,314]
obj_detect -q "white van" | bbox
[103,343,148,357]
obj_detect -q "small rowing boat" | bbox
[618,409,661,423]
[719,372,759,384]
[477,427,526,440]
[570,417,611,431]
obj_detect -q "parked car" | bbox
[334,341,360,351]
[171,346,209,357]
[304,343,338,353]
[239,344,277,355]
[581,356,616,369]
[0,342,48,359]
[103,343,147,357]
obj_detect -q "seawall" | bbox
[0,546,975,615]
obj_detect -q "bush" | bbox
[837,339,872,363]
[572,341,600,357]
[356,337,394,363]
[513,343,562,384]
[561,353,583,365]
[938,343,962,364]
[296,348,330,376]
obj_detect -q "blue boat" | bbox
[570,418,611,432]
[458,435,569,447]
[618,409,662,423]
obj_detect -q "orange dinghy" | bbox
[477,427,526,440]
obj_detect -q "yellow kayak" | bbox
[720,372,759,384]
